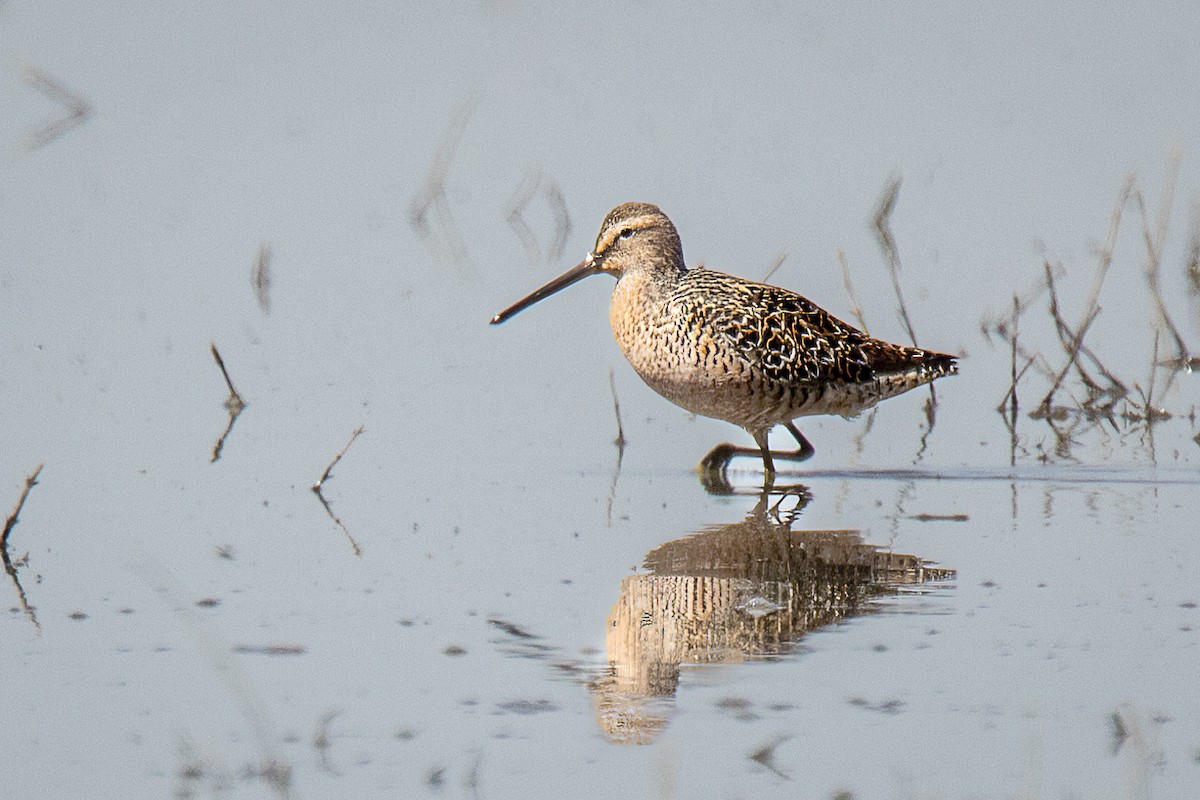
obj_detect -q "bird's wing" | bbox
[671,271,880,385]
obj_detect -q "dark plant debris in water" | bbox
[907,513,969,522]
[748,734,792,779]
[232,644,307,656]
[495,698,559,715]
[847,696,904,715]
[487,618,538,639]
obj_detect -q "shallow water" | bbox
[3,3,1199,798]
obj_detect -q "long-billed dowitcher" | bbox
[491,202,958,478]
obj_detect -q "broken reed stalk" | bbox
[313,426,365,492]
[209,344,246,463]
[312,427,365,556]
[2,463,44,550]
[837,249,869,333]
[3,464,44,634]
[872,175,919,347]
[210,344,245,412]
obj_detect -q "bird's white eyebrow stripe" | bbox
[595,214,658,253]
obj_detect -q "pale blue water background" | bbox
[2,2,1198,798]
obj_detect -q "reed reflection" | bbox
[591,486,953,744]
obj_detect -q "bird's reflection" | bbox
[590,485,953,744]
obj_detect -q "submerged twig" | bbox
[3,464,44,633]
[872,175,918,347]
[311,427,365,556]
[210,344,246,463]
[21,65,91,150]
[211,344,245,411]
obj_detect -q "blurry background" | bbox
[2,3,1198,798]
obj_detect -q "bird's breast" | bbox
[609,273,766,423]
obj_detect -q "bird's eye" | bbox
[617,227,635,240]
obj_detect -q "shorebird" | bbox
[491,202,958,479]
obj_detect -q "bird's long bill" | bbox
[490,256,600,325]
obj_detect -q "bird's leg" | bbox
[697,429,776,485]
[752,429,776,480]
[697,424,813,488]
[781,422,816,462]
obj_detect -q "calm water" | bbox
[3,3,1199,798]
